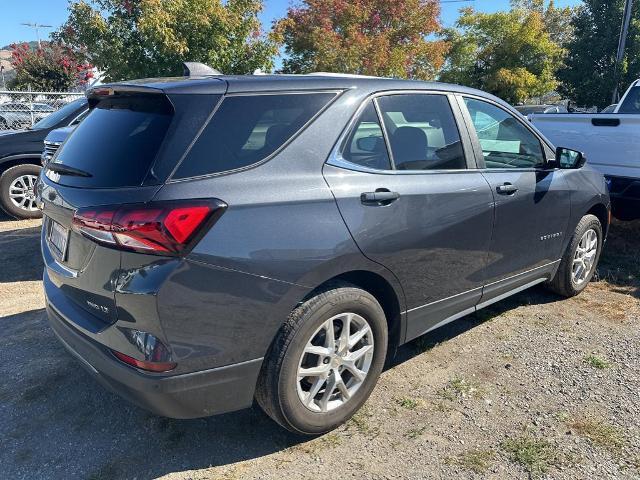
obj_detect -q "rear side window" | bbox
[341,101,391,170]
[377,94,467,171]
[173,93,336,179]
[51,95,172,188]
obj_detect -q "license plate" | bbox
[48,220,69,261]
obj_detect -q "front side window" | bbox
[341,101,391,170]
[174,92,336,179]
[377,94,467,171]
[464,98,545,169]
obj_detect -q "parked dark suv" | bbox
[0,97,88,219]
[39,74,610,434]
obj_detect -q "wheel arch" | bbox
[300,269,406,359]
[0,155,42,175]
[586,202,610,237]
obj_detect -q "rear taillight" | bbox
[72,199,226,255]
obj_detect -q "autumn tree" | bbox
[559,0,640,109]
[439,7,564,104]
[511,0,577,46]
[274,0,448,80]
[10,42,93,91]
[56,0,278,81]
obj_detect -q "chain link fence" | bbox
[0,90,85,131]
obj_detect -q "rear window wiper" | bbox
[46,163,93,178]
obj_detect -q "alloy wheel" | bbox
[9,174,39,212]
[296,312,375,413]
[572,228,598,285]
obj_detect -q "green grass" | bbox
[347,405,379,437]
[396,397,419,409]
[448,449,495,474]
[569,418,625,451]
[501,436,561,477]
[437,376,484,401]
[584,355,610,370]
[405,425,427,439]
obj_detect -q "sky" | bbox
[0,0,583,48]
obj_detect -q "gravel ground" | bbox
[0,210,638,480]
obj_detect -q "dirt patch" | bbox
[0,212,638,479]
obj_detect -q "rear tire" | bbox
[546,214,602,297]
[0,164,43,219]
[256,283,388,435]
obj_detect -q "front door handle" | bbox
[360,190,400,205]
[496,183,518,195]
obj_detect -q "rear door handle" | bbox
[496,183,518,195]
[360,190,400,205]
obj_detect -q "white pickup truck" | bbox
[530,80,640,220]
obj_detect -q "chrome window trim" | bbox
[66,108,89,127]
[326,89,475,175]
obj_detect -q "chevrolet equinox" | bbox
[39,74,610,435]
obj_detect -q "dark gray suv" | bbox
[39,74,610,435]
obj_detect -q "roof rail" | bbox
[182,62,222,77]
[307,72,378,79]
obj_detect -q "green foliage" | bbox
[501,435,562,476]
[56,0,278,81]
[9,42,93,91]
[584,354,610,369]
[559,0,640,109]
[273,0,448,80]
[511,0,577,45]
[440,6,565,104]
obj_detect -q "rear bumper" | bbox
[46,301,263,419]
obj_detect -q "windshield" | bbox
[31,98,87,130]
[618,86,640,113]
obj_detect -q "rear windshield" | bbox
[618,86,640,113]
[32,97,87,130]
[50,95,172,188]
[173,92,336,179]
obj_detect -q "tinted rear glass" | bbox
[50,95,172,188]
[618,86,640,113]
[173,92,336,179]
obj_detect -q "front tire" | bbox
[547,214,603,297]
[256,283,388,435]
[0,164,43,219]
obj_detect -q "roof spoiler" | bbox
[183,62,222,77]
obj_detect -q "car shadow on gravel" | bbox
[597,219,640,299]
[393,285,561,366]
[0,209,43,284]
[0,225,43,282]
[0,308,304,480]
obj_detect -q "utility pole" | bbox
[612,0,634,104]
[20,22,52,49]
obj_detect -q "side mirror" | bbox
[356,136,380,153]
[555,147,586,169]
